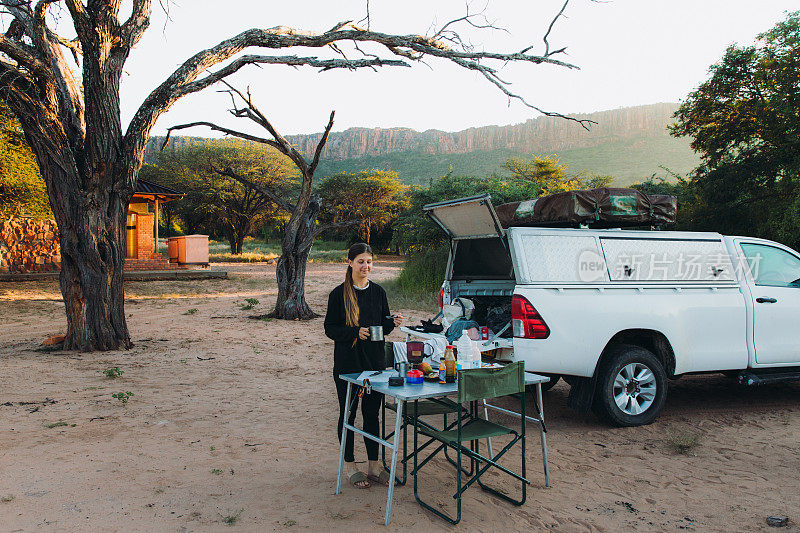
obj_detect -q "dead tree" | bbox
[165,85,361,319]
[0,0,591,350]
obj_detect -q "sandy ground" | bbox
[0,259,798,532]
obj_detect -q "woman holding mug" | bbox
[325,243,403,489]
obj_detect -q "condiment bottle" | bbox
[438,357,447,384]
[444,345,456,383]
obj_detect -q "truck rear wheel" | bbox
[593,344,667,427]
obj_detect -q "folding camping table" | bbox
[334,371,550,525]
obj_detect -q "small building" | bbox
[125,179,184,270]
[1,179,185,273]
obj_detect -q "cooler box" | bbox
[176,235,209,265]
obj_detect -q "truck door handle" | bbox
[756,297,777,303]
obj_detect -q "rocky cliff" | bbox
[282,103,680,160]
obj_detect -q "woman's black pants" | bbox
[334,374,382,462]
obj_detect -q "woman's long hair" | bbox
[344,243,373,334]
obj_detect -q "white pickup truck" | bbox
[425,194,800,426]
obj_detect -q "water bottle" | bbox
[455,332,471,369]
[471,339,482,369]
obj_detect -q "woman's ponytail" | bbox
[343,265,359,328]
[343,243,373,346]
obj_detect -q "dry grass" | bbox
[665,429,702,455]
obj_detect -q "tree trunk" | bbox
[270,196,320,319]
[38,158,133,351]
[59,204,131,351]
[227,228,244,254]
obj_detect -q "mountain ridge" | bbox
[283,102,681,160]
[148,102,699,185]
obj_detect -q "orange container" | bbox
[167,237,179,263]
[175,235,209,265]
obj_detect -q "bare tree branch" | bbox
[219,80,308,172]
[179,54,408,99]
[431,2,509,52]
[1,1,36,38]
[326,20,352,33]
[210,164,296,214]
[448,54,595,129]
[33,0,58,21]
[298,218,362,252]
[0,32,47,72]
[161,121,283,152]
[356,0,370,30]
[543,0,569,57]
[521,0,569,56]
[309,110,335,176]
[121,0,151,47]
[61,0,89,42]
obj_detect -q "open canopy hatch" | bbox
[423,194,504,241]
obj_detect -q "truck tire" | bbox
[593,344,667,427]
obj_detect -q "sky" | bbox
[112,0,799,137]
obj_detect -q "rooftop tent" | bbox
[494,188,677,228]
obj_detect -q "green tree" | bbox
[152,140,298,253]
[670,11,800,248]
[316,170,409,244]
[502,154,614,195]
[0,102,50,219]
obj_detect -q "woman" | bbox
[324,243,403,489]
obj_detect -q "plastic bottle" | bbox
[471,339,482,369]
[455,332,471,369]
[444,345,456,383]
[438,357,447,384]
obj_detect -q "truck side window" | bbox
[740,243,800,287]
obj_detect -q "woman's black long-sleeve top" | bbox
[324,282,395,375]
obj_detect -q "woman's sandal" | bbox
[367,469,397,487]
[349,471,370,489]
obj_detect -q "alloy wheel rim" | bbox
[612,362,657,415]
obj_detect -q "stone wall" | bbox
[0,216,61,273]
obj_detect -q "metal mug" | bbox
[394,361,409,379]
[369,325,384,341]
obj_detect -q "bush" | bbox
[395,246,449,294]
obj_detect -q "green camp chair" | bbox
[412,361,528,525]
[380,342,472,485]
[381,396,470,485]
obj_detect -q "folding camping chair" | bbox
[412,361,529,524]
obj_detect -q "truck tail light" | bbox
[511,294,550,339]
[438,288,444,310]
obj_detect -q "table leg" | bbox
[536,383,551,487]
[384,399,404,526]
[482,399,494,459]
[335,382,353,495]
